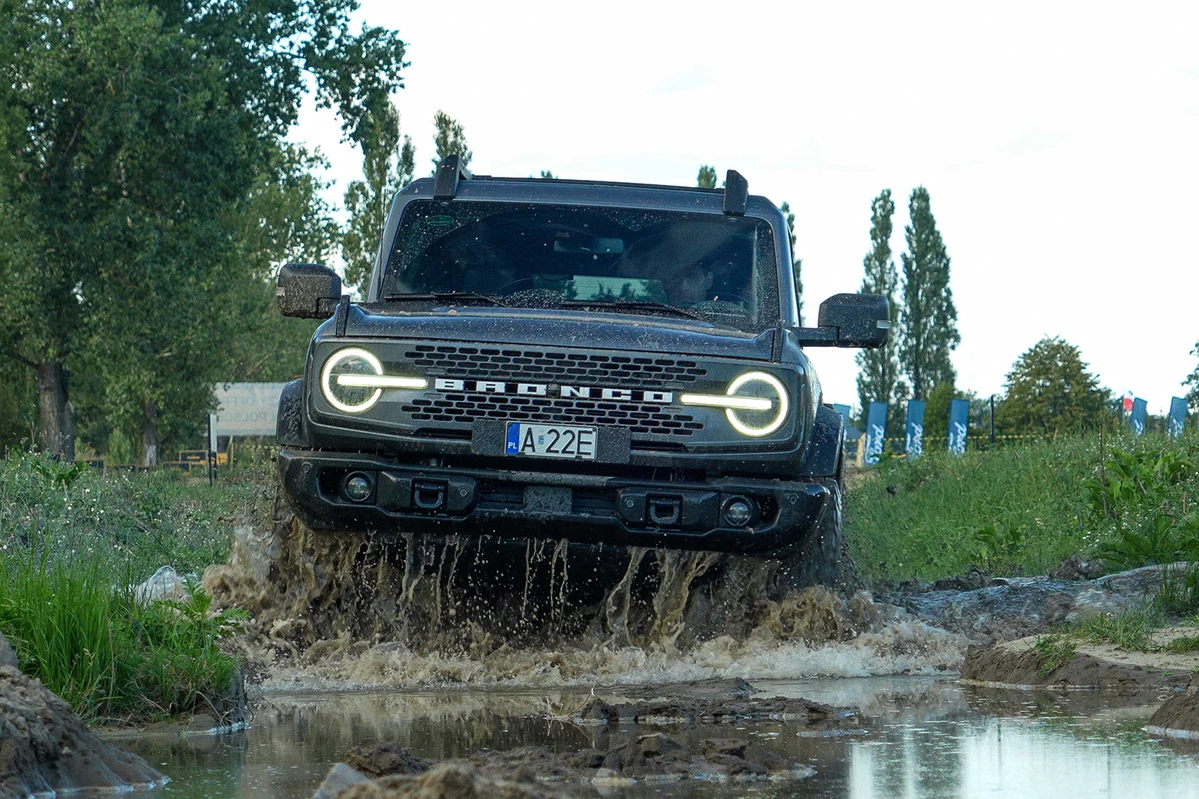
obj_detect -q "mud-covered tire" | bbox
[775,477,843,592]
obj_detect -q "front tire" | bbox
[775,477,843,591]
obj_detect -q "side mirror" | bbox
[794,293,890,348]
[276,263,342,319]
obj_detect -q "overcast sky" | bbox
[294,1,1199,414]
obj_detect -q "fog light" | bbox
[343,472,374,502]
[723,497,753,527]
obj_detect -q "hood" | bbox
[339,303,777,361]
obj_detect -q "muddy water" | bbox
[120,678,1199,799]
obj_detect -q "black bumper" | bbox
[277,449,831,557]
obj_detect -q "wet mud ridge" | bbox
[312,680,855,798]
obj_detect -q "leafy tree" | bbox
[0,0,407,460]
[855,190,903,430]
[996,337,1112,435]
[343,101,415,295]
[1185,341,1199,411]
[431,110,471,174]
[778,202,804,325]
[899,187,959,399]
[696,165,717,189]
[539,170,556,179]
[923,381,973,441]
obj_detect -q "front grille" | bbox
[403,345,707,388]
[403,392,703,437]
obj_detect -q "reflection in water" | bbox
[121,679,1199,799]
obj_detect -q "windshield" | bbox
[380,200,780,331]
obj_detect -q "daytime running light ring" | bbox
[725,371,789,437]
[321,347,384,413]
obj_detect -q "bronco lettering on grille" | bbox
[433,378,673,404]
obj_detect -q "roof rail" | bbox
[723,170,748,216]
[433,155,472,200]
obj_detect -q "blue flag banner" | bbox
[864,401,887,466]
[1169,397,1187,438]
[948,399,969,455]
[905,400,926,459]
[1131,397,1147,436]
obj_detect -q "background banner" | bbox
[905,400,926,459]
[1169,397,1187,438]
[864,401,887,466]
[948,399,969,454]
[1131,397,1147,436]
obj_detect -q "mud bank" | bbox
[1148,683,1199,739]
[0,666,165,796]
[960,631,1199,691]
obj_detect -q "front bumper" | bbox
[277,449,831,557]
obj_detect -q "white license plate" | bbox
[505,423,598,460]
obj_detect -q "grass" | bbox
[0,451,270,723]
[846,431,1199,587]
[1031,634,1077,677]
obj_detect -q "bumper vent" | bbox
[404,345,707,388]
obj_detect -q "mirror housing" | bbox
[793,293,890,348]
[276,263,343,319]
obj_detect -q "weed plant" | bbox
[0,549,245,723]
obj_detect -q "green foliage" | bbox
[1072,606,1156,651]
[0,552,243,723]
[343,101,416,295]
[696,165,717,189]
[539,170,556,179]
[431,110,472,173]
[899,187,959,400]
[855,189,902,431]
[778,202,804,325]
[847,437,1098,584]
[922,381,972,441]
[997,337,1112,435]
[1083,442,1199,570]
[1030,634,1076,677]
[0,0,405,459]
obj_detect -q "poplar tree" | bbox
[696,165,717,189]
[431,111,471,173]
[855,189,903,427]
[343,101,415,295]
[899,187,959,399]
[778,202,804,325]
[1186,342,1199,411]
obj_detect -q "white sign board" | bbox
[210,383,288,447]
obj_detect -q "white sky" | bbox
[292,0,1199,414]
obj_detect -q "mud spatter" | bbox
[203,500,967,690]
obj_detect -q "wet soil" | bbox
[0,666,164,796]
[1148,683,1199,739]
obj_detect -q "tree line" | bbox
[0,0,480,464]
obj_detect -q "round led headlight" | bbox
[724,371,789,437]
[320,347,384,413]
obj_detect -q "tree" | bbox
[996,337,1111,435]
[539,170,555,179]
[778,202,804,325]
[0,0,407,459]
[431,111,471,174]
[696,165,717,189]
[923,381,972,441]
[855,190,903,429]
[343,101,415,295]
[1186,341,1199,411]
[899,187,959,400]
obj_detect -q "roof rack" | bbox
[433,155,472,200]
[723,170,748,216]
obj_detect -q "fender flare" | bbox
[276,379,310,447]
[798,404,844,478]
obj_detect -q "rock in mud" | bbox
[0,666,164,796]
[329,762,579,798]
[570,687,857,730]
[893,564,1184,643]
[348,742,433,777]
[1148,682,1199,738]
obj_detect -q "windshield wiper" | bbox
[383,292,508,307]
[558,300,708,322]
